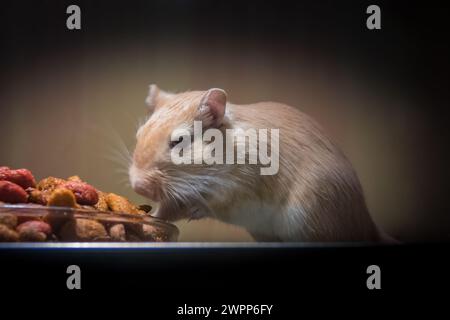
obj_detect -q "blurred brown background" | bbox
[1,0,448,241]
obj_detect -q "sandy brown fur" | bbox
[130,86,383,242]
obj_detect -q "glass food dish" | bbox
[0,204,179,242]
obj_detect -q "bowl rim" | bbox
[0,203,180,237]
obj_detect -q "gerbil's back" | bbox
[229,101,380,241]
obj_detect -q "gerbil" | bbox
[130,85,390,242]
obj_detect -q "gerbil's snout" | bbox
[129,164,162,202]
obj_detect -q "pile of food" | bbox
[0,166,176,242]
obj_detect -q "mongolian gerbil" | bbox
[129,85,392,242]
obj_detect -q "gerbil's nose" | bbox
[130,176,146,195]
[129,165,161,201]
[129,165,146,193]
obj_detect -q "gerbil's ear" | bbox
[198,88,227,128]
[145,84,173,112]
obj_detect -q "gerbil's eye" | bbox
[169,136,183,149]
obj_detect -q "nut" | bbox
[0,181,28,203]
[17,220,52,235]
[17,220,51,242]
[59,218,108,241]
[94,191,109,211]
[0,167,36,189]
[47,188,77,208]
[18,229,47,241]
[37,177,66,192]
[61,181,99,205]
[0,224,20,242]
[42,210,74,232]
[0,213,18,229]
[26,187,47,205]
[67,175,82,182]
[109,224,126,241]
[106,193,139,214]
